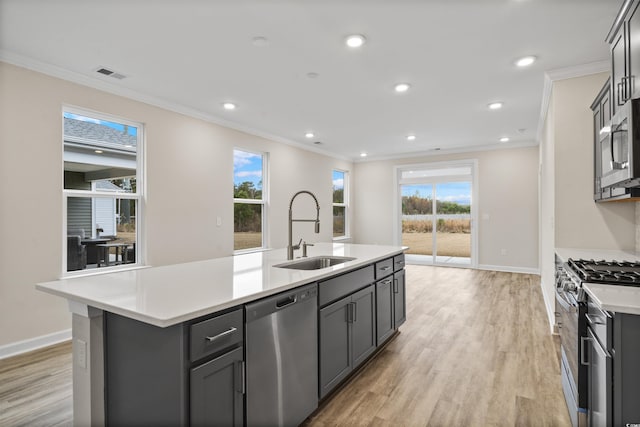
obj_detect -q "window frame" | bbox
[233,148,268,253]
[62,105,145,277]
[332,169,349,240]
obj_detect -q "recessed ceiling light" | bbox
[499,137,510,143]
[94,150,103,154]
[488,102,503,110]
[406,135,416,141]
[252,36,269,47]
[306,72,319,79]
[345,34,366,48]
[515,56,536,67]
[360,152,368,157]
[305,132,315,138]
[394,83,411,93]
[223,102,237,110]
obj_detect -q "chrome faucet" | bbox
[287,190,320,260]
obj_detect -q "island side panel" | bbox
[104,312,189,426]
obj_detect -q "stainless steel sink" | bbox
[274,256,356,270]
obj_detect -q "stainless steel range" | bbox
[556,257,640,427]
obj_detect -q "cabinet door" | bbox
[319,296,352,398]
[612,29,627,115]
[587,330,612,427]
[593,102,603,199]
[351,285,377,368]
[376,277,395,345]
[628,1,640,99]
[393,270,407,328]
[190,346,244,427]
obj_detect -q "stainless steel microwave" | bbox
[600,97,640,188]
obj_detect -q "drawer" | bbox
[393,254,405,271]
[190,308,243,362]
[319,265,374,307]
[375,258,394,279]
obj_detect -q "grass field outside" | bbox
[402,232,471,257]
[235,232,262,250]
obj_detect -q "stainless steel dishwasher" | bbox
[245,283,318,427]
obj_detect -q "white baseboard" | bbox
[476,264,540,275]
[539,277,558,334]
[0,329,71,360]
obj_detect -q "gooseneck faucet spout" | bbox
[287,190,320,260]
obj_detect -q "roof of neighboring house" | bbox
[95,180,125,191]
[64,117,137,148]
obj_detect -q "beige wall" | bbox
[0,62,352,348]
[353,145,540,270]
[539,72,637,328]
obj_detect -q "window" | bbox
[234,149,266,251]
[332,170,348,238]
[63,108,143,274]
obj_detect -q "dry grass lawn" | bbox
[402,232,471,257]
[235,232,262,250]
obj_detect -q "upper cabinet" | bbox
[591,79,611,201]
[593,0,640,202]
[609,0,639,114]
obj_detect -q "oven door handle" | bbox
[555,291,574,310]
[580,336,591,366]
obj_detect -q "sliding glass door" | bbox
[398,162,476,267]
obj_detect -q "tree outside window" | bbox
[333,170,347,238]
[234,150,266,251]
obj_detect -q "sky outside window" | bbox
[233,150,263,190]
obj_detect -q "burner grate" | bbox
[567,258,640,287]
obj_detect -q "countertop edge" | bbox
[37,245,406,327]
[584,283,640,316]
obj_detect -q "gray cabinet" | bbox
[394,269,407,328]
[190,346,244,427]
[319,284,376,398]
[591,80,611,201]
[376,276,395,345]
[103,307,244,427]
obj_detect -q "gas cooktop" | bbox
[568,258,640,286]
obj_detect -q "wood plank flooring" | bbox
[0,265,570,426]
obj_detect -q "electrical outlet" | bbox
[216,216,222,227]
[501,249,507,256]
[76,339,87,369]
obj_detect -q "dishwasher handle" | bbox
[276,295,297,309]
[245,283,318,322]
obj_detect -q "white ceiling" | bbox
[0,0,621,161]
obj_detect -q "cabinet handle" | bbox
[380,266,391,271]
[352,302,357,322]
[580,336,590,366]
[239,361,245,394]
[618,81,626,106]
[205,327,237,343]
[381,279,392,286]
[393,278,399,293]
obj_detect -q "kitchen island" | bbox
[37,242,406,426]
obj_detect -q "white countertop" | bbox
[584,283,640,315]
[555,247,640,263]
[37,243,405,327]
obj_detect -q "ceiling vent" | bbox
[95,67,127,80]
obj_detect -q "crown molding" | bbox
[0,50,352,162]
[536,60,610,142]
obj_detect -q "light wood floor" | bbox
[0,265,569,426]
